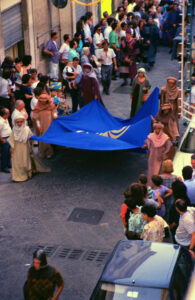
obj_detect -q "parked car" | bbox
[173,117,195,177]
[90,240,193,300]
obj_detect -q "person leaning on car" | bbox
[182,166,195,206]
[175,199,195,258]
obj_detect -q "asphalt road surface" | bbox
[0,46,181,299]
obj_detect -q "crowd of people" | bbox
[120,157,195,257]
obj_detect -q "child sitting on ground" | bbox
[120,188,131,228]
[151,175,172,218]
[139,173,153,200]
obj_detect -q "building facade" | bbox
[0,0,121,73]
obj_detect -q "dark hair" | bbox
[102,40,109,46]
[151,175,163,186]
[63,34,70,42]
[107,17,114,26]
[126,196,137,210]
[182,166,193,180]
[14,57,22,64]
[130,183,144,206]
[22,74,31,84]
[175,198,187,212]
[22,55,32,66]
[141,185,148,198]
[33,249,47,267]
[74,32,81,39]
[30,68,37,74]
[141,204,156,217]
[73,57,79,62]
[117,6,124,12]
[0,107,8,117]
[124,188,131,199]
[2,70,11,79]
[103,11,108,18]
[76,19,84,32]
[94,24,101,34]
[34,87,43,97]
[172,180,191,205]
[112,22,118,30]
[119,13,125,21]
[121,22,127,29]
[191,154,195,160]
[51,31,58,38]
[39,75,50,84]
[139,174,147,185]
[70,40,76,49]
[85,11,93,20]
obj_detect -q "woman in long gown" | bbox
[142,122,172,186]
[120,28,137,86]
[8,114,50,182]
[160,77,181,127]
[80,63,103,106]
[130,68,151,117]
[32,89,57,159]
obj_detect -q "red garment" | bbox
[81,75,104,106]
[120,203,128,226]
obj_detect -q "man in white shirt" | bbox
[84,19,92,44]
[93,25,104,57]
[98,40,117,95]
[59,34,71,74]
[12,100,28,126]
[175,199,195,257]
[0,108,12,172]
[104,18,114,42]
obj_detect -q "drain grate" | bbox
[83,250,99,261]
[96,252,110,263]
[67,208,104,225]
[68,249,84,260]
[58,248,71,258]
[44,246,58,257]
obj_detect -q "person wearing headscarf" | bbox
[130,67,151,117]
[75,63,103,106]
[155,103,179,159]
[142,122,172,186]
[24,249,64,300]
[8,114,50,182]
[120,28,138,86]
[160,77,181,127]
[32,89,57,159]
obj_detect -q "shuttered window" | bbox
[2,4,23,50]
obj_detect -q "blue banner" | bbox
[31,87,159,151]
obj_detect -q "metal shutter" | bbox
[76,2,88,22]
[2,4,23,50]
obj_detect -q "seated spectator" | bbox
[182,166,195,206]
[175,199,195,257]
[12,100,28,126]
[125,197,146,240]
[152,175,172,218]
[138,173,153,200]
[120,188,131,227]
[141,204,168,242]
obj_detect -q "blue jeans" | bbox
[0,137,11,170]
[101,64,113,92]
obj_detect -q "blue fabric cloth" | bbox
[31,87,159,151]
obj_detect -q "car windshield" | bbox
[180,127,195,153]
[92,283,169,300]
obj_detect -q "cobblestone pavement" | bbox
[0,47,183,300]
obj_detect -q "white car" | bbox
[173,117,195,177]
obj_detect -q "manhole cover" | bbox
[67,208,104,225]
